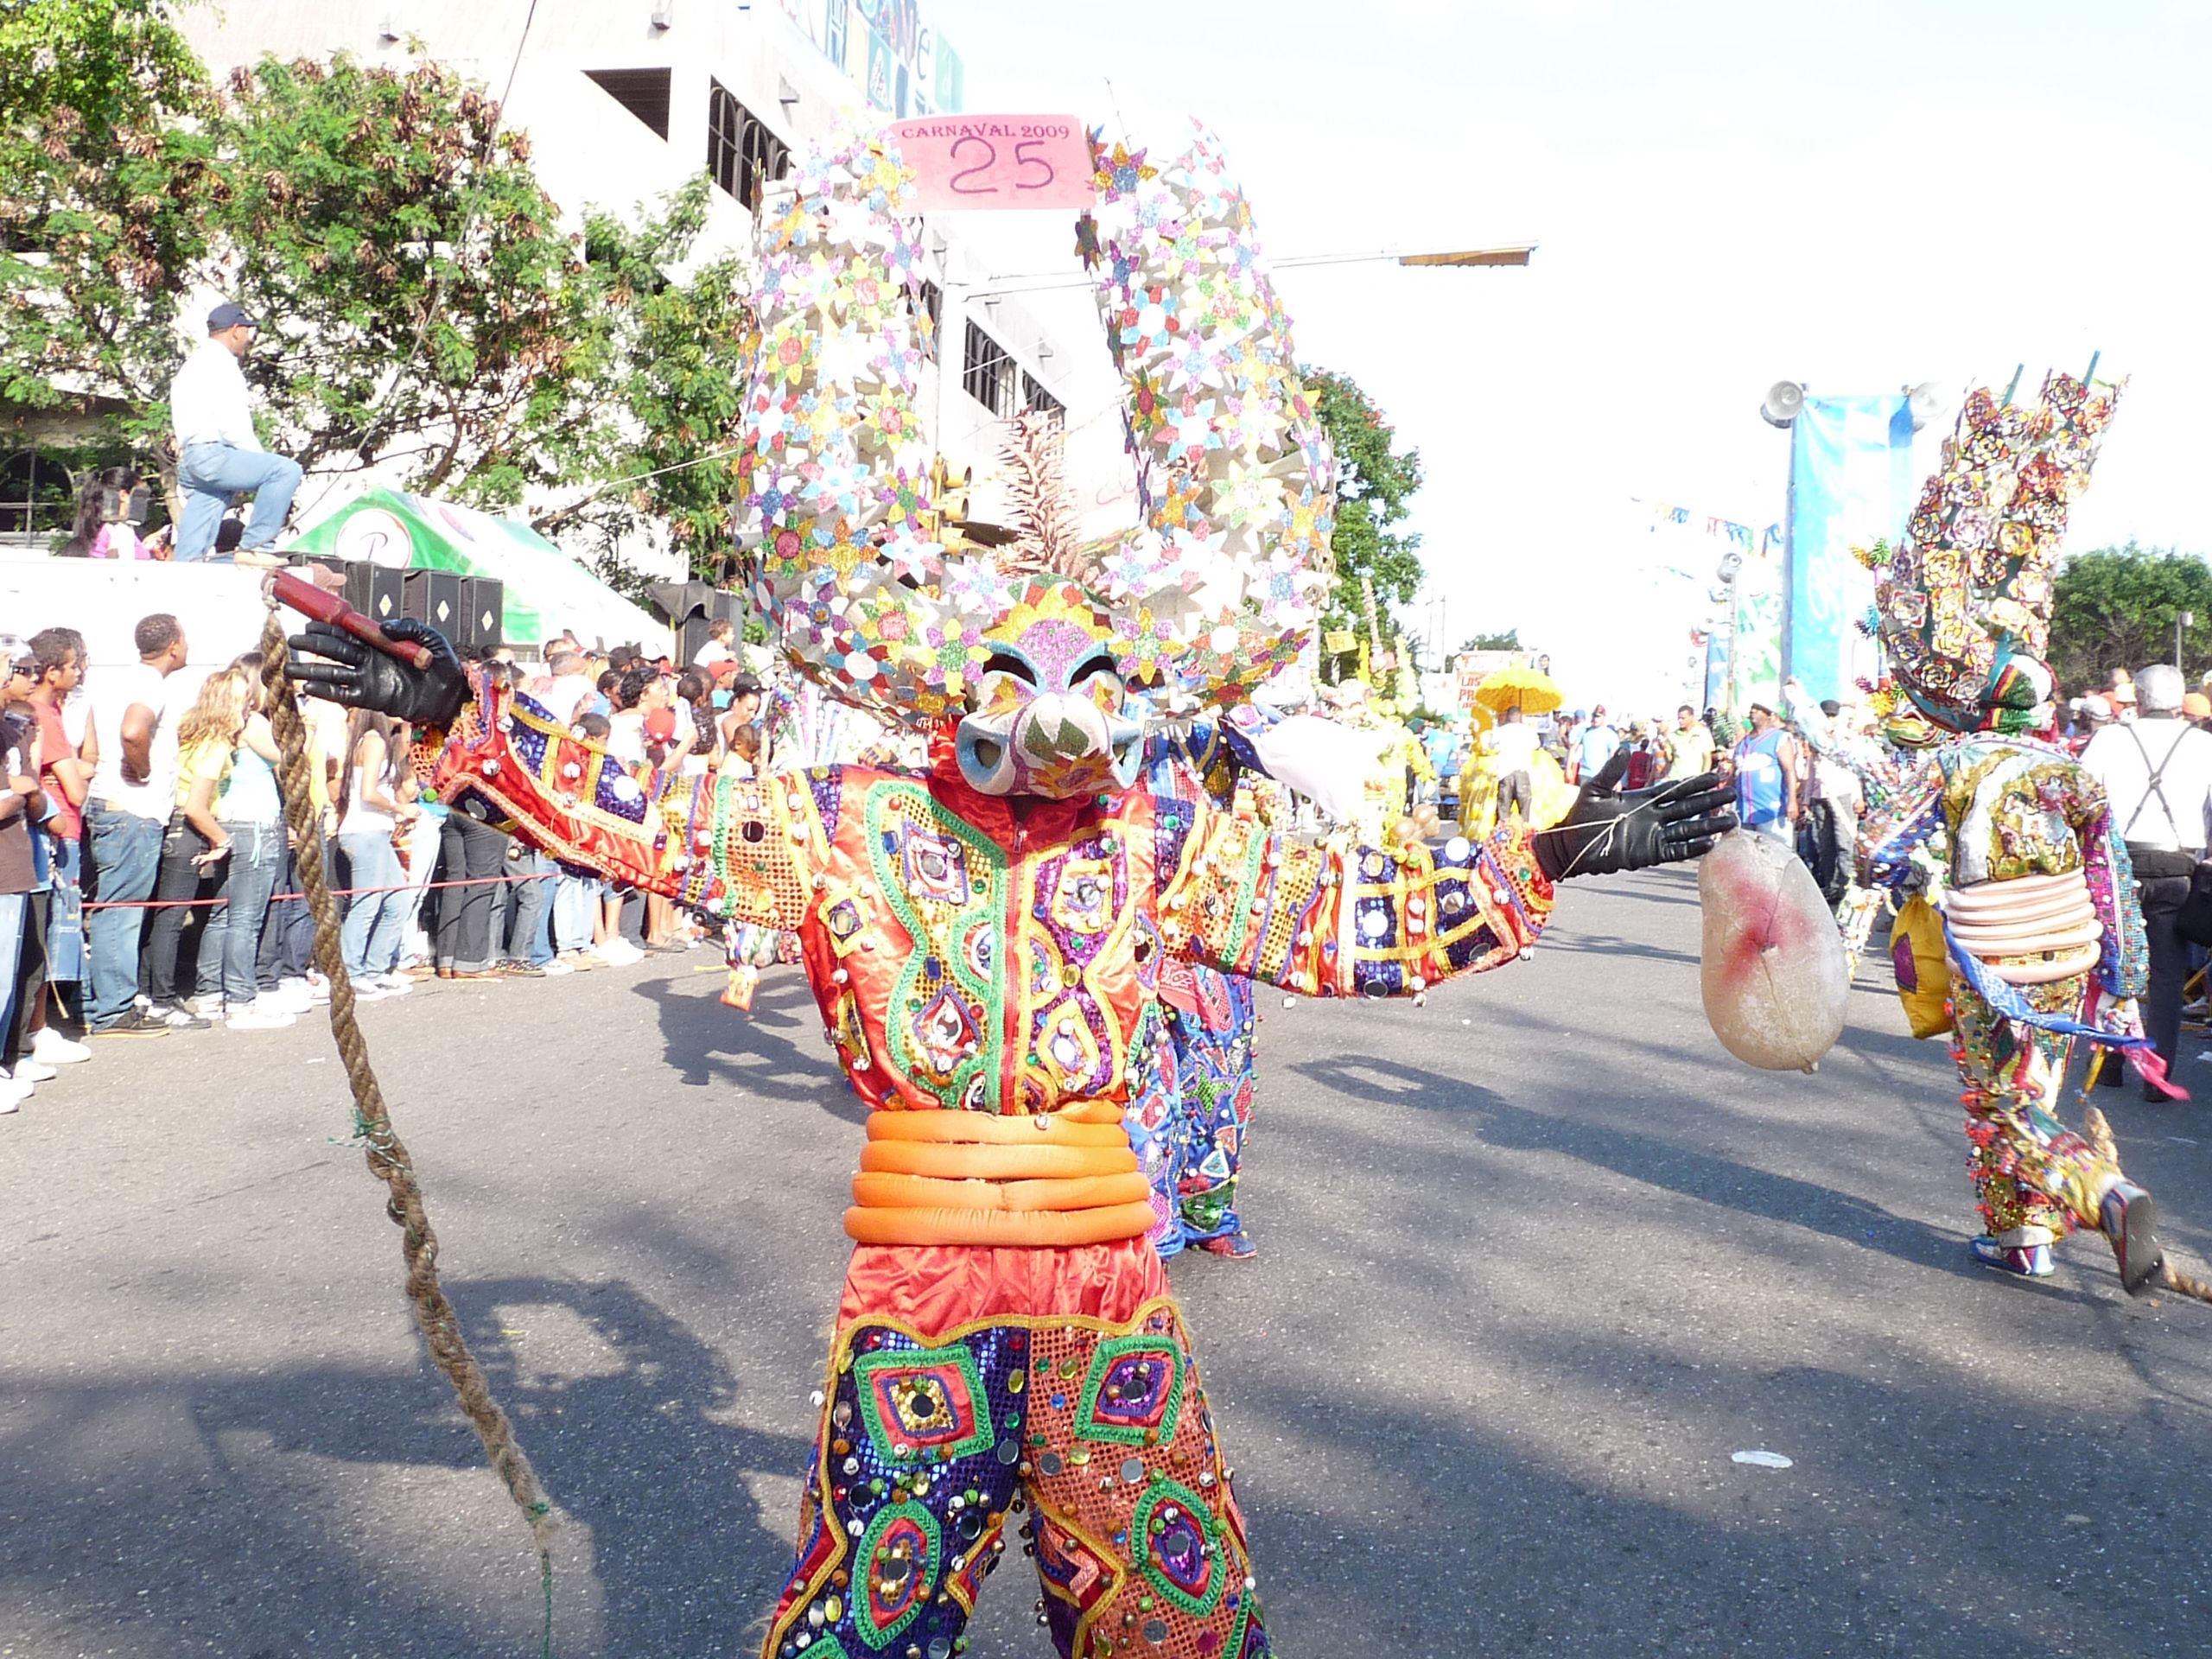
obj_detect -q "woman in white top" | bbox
[335,710,418,993]
[194,652,291,1027]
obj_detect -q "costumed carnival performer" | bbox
[1789,370,2171,1291]
[1123,708,1281,1261]
[289,124,1734,1659]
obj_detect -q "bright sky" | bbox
[919,0,2212,709]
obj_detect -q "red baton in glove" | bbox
[270,569,433,671]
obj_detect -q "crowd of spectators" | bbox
[0,610,767,1114]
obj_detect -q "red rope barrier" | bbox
[79,870,561,912]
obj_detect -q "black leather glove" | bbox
[285,617,469,729]
[1534,747,1737,881]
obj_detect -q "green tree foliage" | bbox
[541,179,757,588]
[0,0,215,444]
[218,54,615,506]
[1303,366,1423,680]
[2049,542,2212,690]
[3,13,756,582]
[1458,629,1521,654]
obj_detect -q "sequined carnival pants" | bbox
[1126,969,1257,1256]
[761,1239,1268,1659]
[1949,972,2124,1243]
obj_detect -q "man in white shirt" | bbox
[533,651,596,727]
[1483,706,1541,823]
[169,302,302,564]
[2081,663,2212,1091]
[84,613,189,1038]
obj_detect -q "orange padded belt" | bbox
[844,1102,1156,1246]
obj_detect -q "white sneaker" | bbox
[539,957,575,976]
[31,1028,90,1065]
[347,980,391,1003]
[374,974,414,996]
[0,1076,29,1113]
[11,1058,57,1084]
[267,981,315,1014]
[302,971,333,1003]
[596,939,644,966]
[189,993,226,1018]
[227,1003,297,1031]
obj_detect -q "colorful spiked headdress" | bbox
[734,123,1336,732]
[1861,371,2121,734]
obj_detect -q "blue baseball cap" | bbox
[207,302,258,332]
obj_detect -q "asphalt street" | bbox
[6,865,2212,1658]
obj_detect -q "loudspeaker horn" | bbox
[1759,380,1806,429]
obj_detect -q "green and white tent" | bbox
[291,487,671,655]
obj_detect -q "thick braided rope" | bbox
[256,603,558,1582]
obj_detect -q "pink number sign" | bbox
[888,116,1094,211]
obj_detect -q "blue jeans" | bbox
[553,874,597,954]
[86,803,164,1028]
[338,832,407,984]
[175,442,302,561]
[0,892,26,1055]
[46,835,85,984]
[197,822,283,1006]
[507,849,555,966]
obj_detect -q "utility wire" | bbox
[348,0,542,465]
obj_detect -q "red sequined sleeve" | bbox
[1155,798,1555,996]
[429,678,819,929]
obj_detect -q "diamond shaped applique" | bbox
[900,825,971,906]
[1131,1477,1224,1617]
[1048,855,1116,935]
[910,986,982,1080]
[1074,1333,1183,1446]
[822,893,868,955]
[851,1344,995,1464]
[853,1498,941,1649]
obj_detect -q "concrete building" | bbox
[171,0,1127,575]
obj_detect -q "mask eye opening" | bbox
[981,652,1035,683]
[1071,652,1121,688]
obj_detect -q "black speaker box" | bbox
[342,563,407,630]
[458,575,505,654]
[401,568,464,644]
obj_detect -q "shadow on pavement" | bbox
[1224,1332,2212,1656]
[1291,1052,1992,1281]
[634,969,864,1123]
[4,1275,813,1658]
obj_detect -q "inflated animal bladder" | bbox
[1699,829,1850,1071]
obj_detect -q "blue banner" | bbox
[1786,396,1916,703]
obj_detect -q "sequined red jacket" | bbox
[433,680,1554,1242]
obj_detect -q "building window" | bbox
[0,450,73,537]
[823,0,849,69]
[584,68,671,138]
[708,80,790,207]
[1021,372,1064,417]
[962,321,1016,417]
[915,280,942,360]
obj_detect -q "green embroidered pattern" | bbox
[1130,1476,1226,1618]
[851,1343,996,1465]
[1219,818,1268,963]
[1073,1332,1185,1447]
[867,782,1006,1110]
[851,1497,944,1649]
